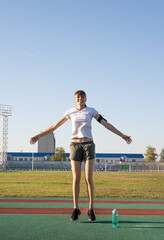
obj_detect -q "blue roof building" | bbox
[6,152,144,171]
[7,152,144,162]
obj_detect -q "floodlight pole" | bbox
[0,104,12,170]
[32,152,34,171]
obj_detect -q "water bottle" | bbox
[112,209,118,228]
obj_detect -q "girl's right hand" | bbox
[30,135,39,144]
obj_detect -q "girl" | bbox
[30,90,132,221]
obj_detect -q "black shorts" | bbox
[70,141,95,162]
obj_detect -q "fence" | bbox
[95,162,164,172]
[3,161,164,172]
[119,162,164,172]
[6,160,71,171]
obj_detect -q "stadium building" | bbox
[38,132,55,153]
[7,152,144,171]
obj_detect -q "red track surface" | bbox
[0,207,164,216]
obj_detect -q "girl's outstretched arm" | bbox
[30,116,68,144]
[94,114,132,144]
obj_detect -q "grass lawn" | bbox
[0,171,164,199]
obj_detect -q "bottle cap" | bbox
[112,209,118,214]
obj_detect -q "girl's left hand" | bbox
[122,135,132,144]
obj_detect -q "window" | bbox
[120,157,125,162]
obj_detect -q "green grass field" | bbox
[0,171,164,199]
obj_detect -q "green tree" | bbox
[159,148,164,162]
[51,147,66,161]
[144,146,158,162]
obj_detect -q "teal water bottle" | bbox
[112,209,118,228]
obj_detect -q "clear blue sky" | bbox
[1,0,164,156]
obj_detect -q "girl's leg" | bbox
[84,162,89,199]
[84,159,95,209]
[71,160,82,209]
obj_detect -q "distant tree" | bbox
[159,148,164,162]
[51,147,66,161]
[144,146,158,162]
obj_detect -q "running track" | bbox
[0,199,164,216]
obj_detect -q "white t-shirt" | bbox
[64,107,98,139]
